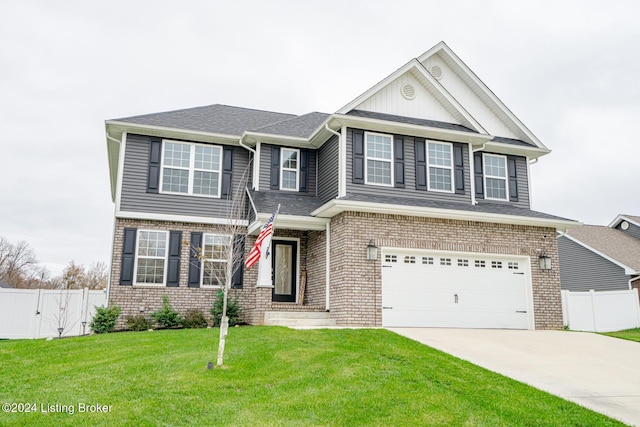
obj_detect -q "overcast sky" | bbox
[1,0,638,276]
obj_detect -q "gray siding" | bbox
[120,134,250,218]
[317,135,339,203]
[616,221,640,240]
[558,236,630,291]
[258,143,317,196]
[345,128,472,204]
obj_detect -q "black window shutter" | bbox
[147,138,162,193]
[166,231,182,287]
[415,138,427,191]
[507,156,519,202]
[299,149,309,192]
[453,143,465,195]
[188,232,203,288]
[394,136,405,188]
[231,234,245,289]
[270,146,280,190]
[120,228,137,285]
[474,152,484,199]
[221,147,233,198]
[352,129,365,184]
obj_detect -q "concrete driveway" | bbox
[390,328,640,426]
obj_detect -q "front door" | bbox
[272,240,297,303]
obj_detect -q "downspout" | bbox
[325,222,330,311]
[325,124,343,198]
[469,143,486,205]
[238,138,257,190]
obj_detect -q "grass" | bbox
[0,327,623,426]
[602,328,640,343]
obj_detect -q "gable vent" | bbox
[429,65,443,80]
[401,84,416,100]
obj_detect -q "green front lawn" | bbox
[0,327,622,426]
[603,328,640,343]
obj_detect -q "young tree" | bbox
[187,163,251,368]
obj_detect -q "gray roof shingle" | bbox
[251,191,325,217]
[252,112,330,139]
[622,215,640,224]
[566,225,640,271]
[347,109,478,133]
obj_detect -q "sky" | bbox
[0,0,638,277]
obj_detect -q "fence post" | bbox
[561,290,569,329]
[589,289,598,332]
[634,288,640,329]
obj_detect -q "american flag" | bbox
[245,210,277,269]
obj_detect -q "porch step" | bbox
[263,311,336,327]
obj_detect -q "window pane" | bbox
[485,155,506,178]
[367,159,391,185]
[203,260,226,287]
[203,235,230,260]
[486,177,507,199]
[138,231,166,257]
[282,170,297,190]
[162,168,189,193]
[193,171,219,196]
[366,134,392,159]
[429,167,452,191]
[163,142,191,168]
[136,259,165,284]
[194,145,220,171]
[428,142,451,167]
[282,149,298,169]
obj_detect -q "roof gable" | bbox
[564,225,640,273]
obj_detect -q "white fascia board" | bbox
[482,141,550,160]
[242,131,309,147]
[114,131,127,210]
[116,210,248,227]
[105,121,240,145]
[608,214,640,229]
[330,114,493,145]
[559,233,638,275]
[311,199,581,230]
[248,214,330,235]
[105,126,123,202]
[417,42,547,150]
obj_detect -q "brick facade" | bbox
[109,213,563,330]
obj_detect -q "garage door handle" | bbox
[516,310,527,313]
[382,306,393,310]
[454,294,458,304]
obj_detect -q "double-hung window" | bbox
[161,140,222,197]
[483,154,508,200]
[427,142,453,192]
[135,230,168,285]
[365,132,393,186]
[280,148,299,191]
[201,234,231,287]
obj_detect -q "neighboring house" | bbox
[558,215,640,294]
[105,41,577,330]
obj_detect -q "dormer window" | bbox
[280,148,299,191]
[365,132,393,186]
[483,154,508,200]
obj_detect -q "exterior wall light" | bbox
[539,255,552,271]
[366,240,378,261]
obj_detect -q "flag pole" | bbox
[265,204,281,259]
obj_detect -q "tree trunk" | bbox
[216,255,233,367]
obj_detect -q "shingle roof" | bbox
[566,225,640,272]
[252,112,330,139]
[113,104,297,137]
[622,215,640,224]
[492,136,537,147]
[347,109,478,133]
[251,191,325,216]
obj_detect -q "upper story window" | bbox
[427,142,453,192]
[483,154,508,200]
[135,230,168,285]
[201,234,231,287]
[280,148,299,191]
[161,140,222,197]
[365,132,393,186]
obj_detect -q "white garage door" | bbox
[381,249,533,329]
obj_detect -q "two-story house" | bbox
[105,42,578,330]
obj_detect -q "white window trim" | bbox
[200,233,232,288]
[133,229,169,286]
[364,131,394,187]
[159,139,223,198]
[483,153,509,201]
[280,147,300,192]
[426,141,454,193]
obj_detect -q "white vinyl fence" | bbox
[561,289,640,332]
[0,288,107,339]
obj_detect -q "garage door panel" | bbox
[381,249,532,330]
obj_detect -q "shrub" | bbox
[90,305,121,334]
[126,315,151,331]
[211,291,242,327]
[151,295,183,329]
[182,309,209,329]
